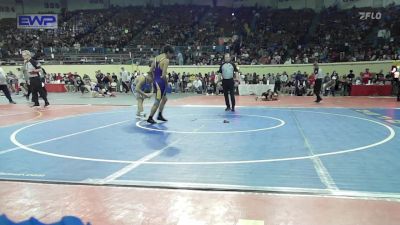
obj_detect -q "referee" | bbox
[313,62,323,103]
[22,50,49,107]
[396,77,400,102]
[392,65,400,102]
[218,54,239,112]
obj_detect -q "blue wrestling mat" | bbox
[1,106,399,199]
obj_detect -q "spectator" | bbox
[0,64,16,104]
[274,74,282,93]
[193,77,203,94]
[120,67,130,93]
[376,69,385,84]
[362,68,372,84]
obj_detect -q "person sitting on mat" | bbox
[256,89,279,101]
[90,81,116,98]
[90,82,105,98]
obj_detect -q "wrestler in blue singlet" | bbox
[146,45,174,124]
[153,57,167,100]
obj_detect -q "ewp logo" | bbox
[17,14,58,29]
[359,12,382,20]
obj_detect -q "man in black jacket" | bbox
[391,66,400,102]
[313,63,323,103]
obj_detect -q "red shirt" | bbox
[308,74,316,86]
[210,73,215,83]
[68,73,74,80]
[362,72,371,84]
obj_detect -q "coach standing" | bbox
[392,65,400,102]
[218,54,239,112]
[22,50,49,107]
[313,62,323,103]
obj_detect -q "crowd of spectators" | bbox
[2,66,396,99]
[1,4,399,65]
[0,6,152,57]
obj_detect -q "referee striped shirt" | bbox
[218,62,238,80]
[314,68,323,79]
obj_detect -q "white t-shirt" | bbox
[0,67,7,85]
[90,82,97,90]
[193,79,202,89]
[281,74,288,82]
[121,71,129,82]
[314,68,323,79]
[24,60,41,77]
[215,74,219,83]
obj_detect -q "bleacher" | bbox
[0,4,399,65]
